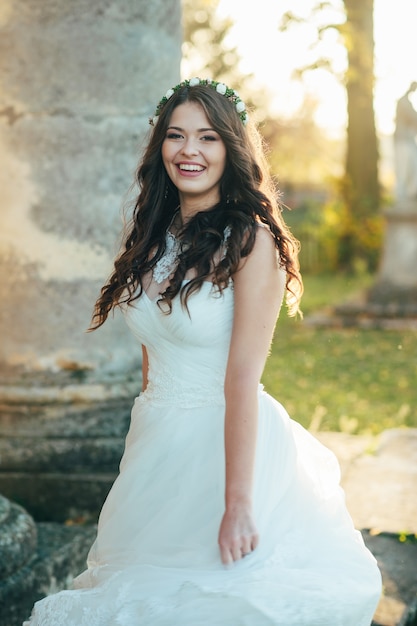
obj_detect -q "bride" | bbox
[24,77,381,625]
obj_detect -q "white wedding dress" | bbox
[24,277,381,626]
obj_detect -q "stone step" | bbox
[0,437,125,472]
[0,400,132,439]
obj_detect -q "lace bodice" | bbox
[152,226,232,284]
[124,280,234,407]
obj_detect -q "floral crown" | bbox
[149,77,248,127]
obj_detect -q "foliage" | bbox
[279,1,347,79]
[262,273,417,435]
[281,197,337,274]
[322,192,384,272]
[281,189,384,274]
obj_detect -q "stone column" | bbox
[0,0,182,518]
[0,0,182,396]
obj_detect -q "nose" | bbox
[181,137,199,156]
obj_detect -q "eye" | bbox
[166,132,183,140]
[200,134,217,141]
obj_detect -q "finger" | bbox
[240,537,252,558]
[231,543,243,562]
[219,544,233,566]
[251,532,260,552]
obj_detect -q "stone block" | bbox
[0,521,96,626]
[0,496,37,579]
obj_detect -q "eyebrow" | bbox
[166,126,217,132]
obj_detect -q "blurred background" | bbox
[180,0,417,436]
[183,0,416,274]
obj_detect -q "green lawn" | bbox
[262,273,417,435]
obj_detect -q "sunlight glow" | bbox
[217,0,417,137]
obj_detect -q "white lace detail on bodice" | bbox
[152,232,181,284]
[152,225,232,284]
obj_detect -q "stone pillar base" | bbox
[365,203,417,316]
[332,203,417,325]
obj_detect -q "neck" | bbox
[178,193,220,224]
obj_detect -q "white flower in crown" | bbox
[189,77,200,86]
[242,113,249,125]
[165,88,175,99]
[152,116,159,126]
[236,101,246,113]
[216,83,227,95]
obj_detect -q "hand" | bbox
[218,503,259,565]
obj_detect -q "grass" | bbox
[262,273,417,435]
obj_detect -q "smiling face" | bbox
[161,101,227,213]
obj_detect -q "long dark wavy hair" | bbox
[90,82,303,329]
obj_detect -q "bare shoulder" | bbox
[233,223,285,300]
[254,222,278,253]
[232,223,285,323]
[239,223,279,274]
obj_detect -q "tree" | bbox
[342,0,380,270]
[280,0,381,271]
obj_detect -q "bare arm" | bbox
[218,225,286,565]
[141,345,149,392]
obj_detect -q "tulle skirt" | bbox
[24,388,381,625]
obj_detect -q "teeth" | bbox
[179,164,204,171]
